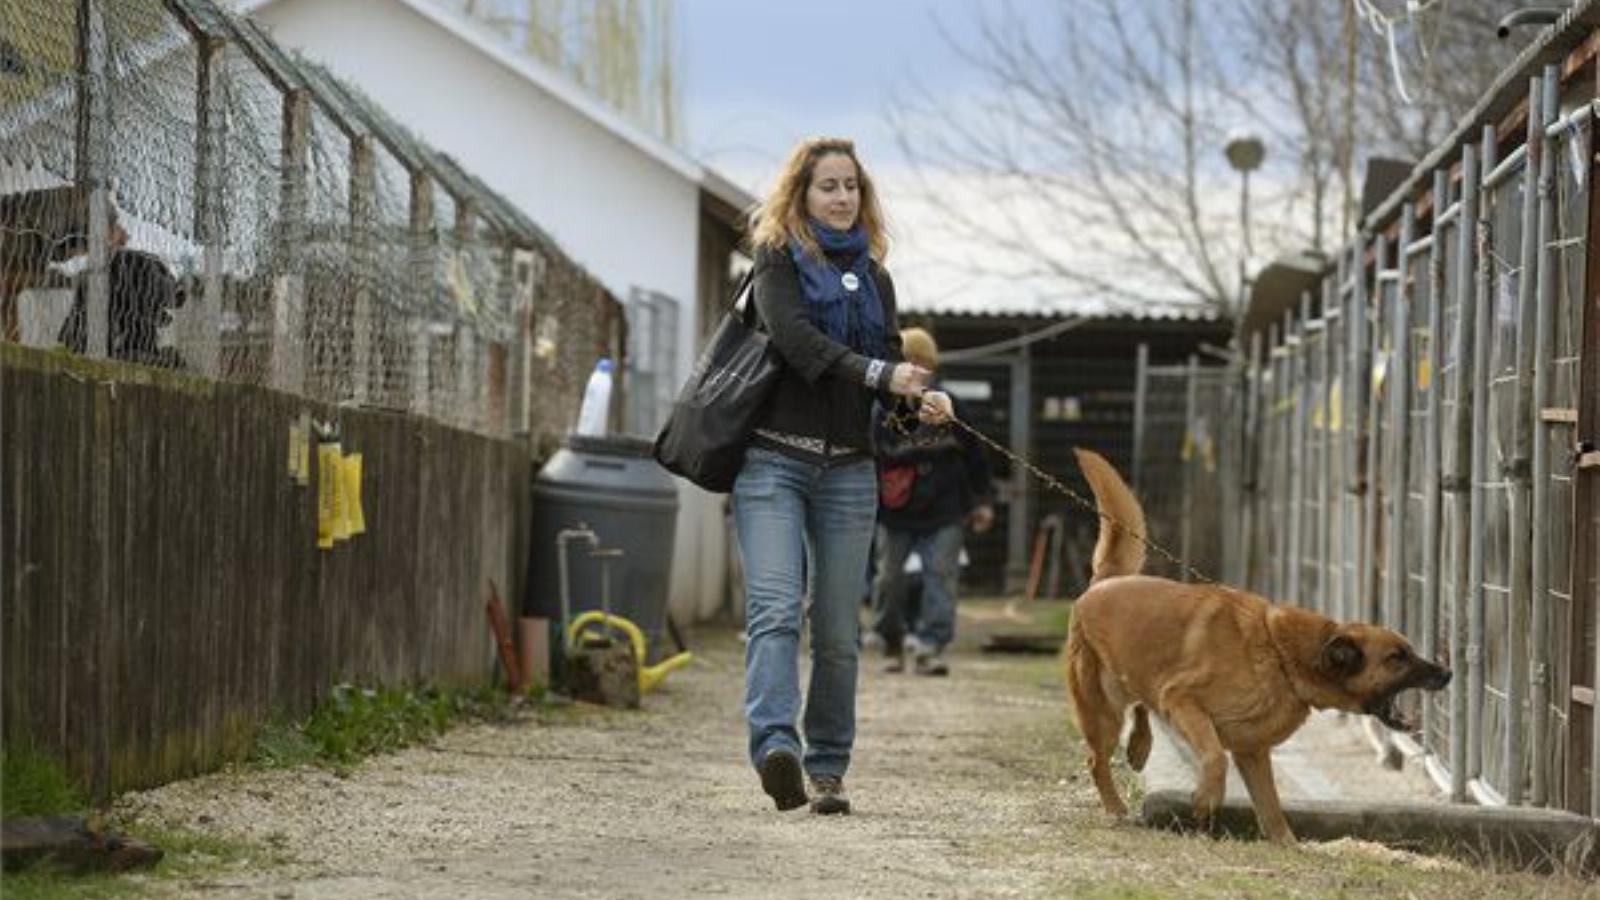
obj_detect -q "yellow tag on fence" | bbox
[296,413,312,486]
[332,450,351,544]
[341,452,366,536]
[317,441,346,549]
[1417,355,1432,392]
[287,418,303,481]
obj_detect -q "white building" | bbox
[239,0,752,624]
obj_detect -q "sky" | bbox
[678,0,1084,313]
[679,0,996,188]
[675,1,1197,316]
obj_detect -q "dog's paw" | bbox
[1190,787,1222,825]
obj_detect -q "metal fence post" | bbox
[1290,297,1312,604]
[1319,274,1337,617]
[1278,317,1295,599]
[1133,342,1149,492]
[1266,323,1284,598]
[1181,353,1199,582]
[349,135,377,405]
[1388,207,1416,636]
[1505,74,1545,807]
[502,240,527,437]
[187,33,227,377]
[1221,351,1241,585]
[1467,125,1498,791]
[1421,169,1449,757]
[75,0,111,359]
[1529,65,1561,807]
[1447,141,1481,803]
[270,88,310,393]
[1342,244,1360,624]
[1349,240,1371,624]
[452,201,478,429]
[1363,234,1386,626]
[1244,330,1264,589]
[407,171,436,415]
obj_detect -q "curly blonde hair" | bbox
[749,137,888,262]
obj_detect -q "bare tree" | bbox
[1348,0,1526,159]
[894,0,1530,312]
[891,0,1298,313]
[1238,0,1526,248]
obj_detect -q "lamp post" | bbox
[1222,132,1265,600]
[1225,131,1265,263]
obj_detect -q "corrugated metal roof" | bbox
[898,291,1222,323]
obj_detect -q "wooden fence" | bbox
[2,344,530,799]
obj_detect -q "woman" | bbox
[736,137,952,816]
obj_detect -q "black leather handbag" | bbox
[652,271,781,492]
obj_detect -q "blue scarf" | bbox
[789,221,886,358]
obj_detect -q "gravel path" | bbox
[111,608,1596,899]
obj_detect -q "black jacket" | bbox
[749,244,903,462]
[873,388,995,530]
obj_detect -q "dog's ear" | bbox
[1320,634,1364,677]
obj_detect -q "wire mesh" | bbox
[1,0,617,443]
[1541,111,1590,808]
[1134,364,1229,584]
[1300,327,1326,609]
[1399,243,1433,728]
[1212,86,1596,812]
[1372,276,1396,629]
[1478,154,1527,800]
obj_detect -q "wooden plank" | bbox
[1542,407,1578,423]
[1575,685,1597,707]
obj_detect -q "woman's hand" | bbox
[888,362,931,397]
[918,390,953,425]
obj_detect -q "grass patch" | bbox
[1,745,87,819]
[0,869,140,900]
[0,824,275,900]
[251,681,514,772]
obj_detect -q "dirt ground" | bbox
[112,602,1597,900]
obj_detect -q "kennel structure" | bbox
[1193,4,1600,817]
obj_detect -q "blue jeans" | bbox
[871,521,964,650]
[733,447,876,779]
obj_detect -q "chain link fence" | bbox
[2,0,618,444]
[1207,60,1596,816]
[1132,356,1229,584]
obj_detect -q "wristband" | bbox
[864,359,886,388]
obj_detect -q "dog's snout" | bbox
[1424,665,1452,691]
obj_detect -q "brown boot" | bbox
[809,775,851,815]
[758,748,808,811]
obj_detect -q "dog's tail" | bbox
[1073,448,1147,582]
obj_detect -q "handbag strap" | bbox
[730,267,759,328]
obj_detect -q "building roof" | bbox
[900,288,1222,323]
[236,0,756,214]
[915,302,1222,323]
[1237,250,1330,341]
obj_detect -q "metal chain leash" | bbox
[884,403,1217,586]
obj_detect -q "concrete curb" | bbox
[1138,717,1600,874]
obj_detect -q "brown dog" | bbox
[1063,449,1450,844]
